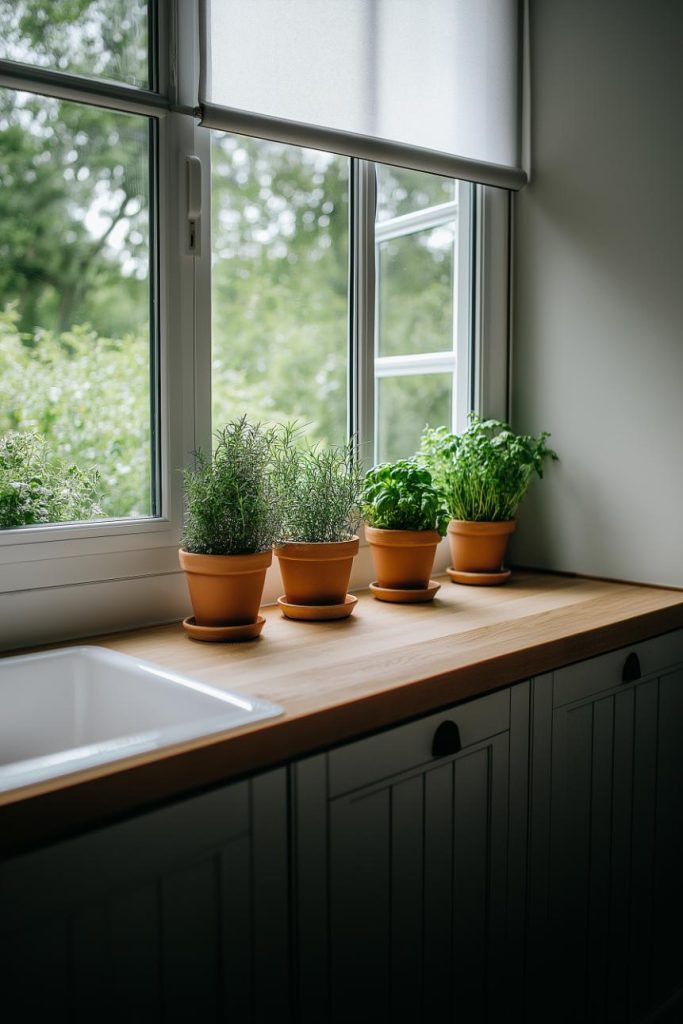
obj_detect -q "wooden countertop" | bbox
[3,570,683,855]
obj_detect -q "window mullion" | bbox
[0,59,168,118]
[375,352,457,378]
[349,159,377,467]
[475,186,511,422]
[374,200,458,243]
[457,181,477,430]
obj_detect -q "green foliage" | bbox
[377,373,452,464]
[211,136,349,448]
[0,0,148,87]
[0,80,149,338]
[181,418,284,556]
[0,431,101,528]
[419,414,558,523]
[0,306,150,519]
[361,460,449,535]
[276,434,364,544]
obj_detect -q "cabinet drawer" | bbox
[328,687,510,798]
[552,628,683,707]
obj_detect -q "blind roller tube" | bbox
[199,103,527,191]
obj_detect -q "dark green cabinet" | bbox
[526,631,683,1024]
[293,683,530,1023]
[0,770,290,1023]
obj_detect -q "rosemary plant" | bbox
[419,414,558,523]
[361,459,449,535]
[276,435,364,544]
[181,418,283,555]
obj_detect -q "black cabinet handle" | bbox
[432,720,462,758]
[622,651,642,683]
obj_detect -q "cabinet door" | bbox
[0,769,289,1024]
[527,630,683,1024]
[293,684,529,1024]
[651,666,683,1013]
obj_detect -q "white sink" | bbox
[0,645,283,793]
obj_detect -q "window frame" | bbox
[0,1,200,644]
[0,1,512,649]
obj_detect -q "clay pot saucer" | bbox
[446,568,512,586]
[182,615,266,642]
[277,594,357,621]
[369,580,441,604]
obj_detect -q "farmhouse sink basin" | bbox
[0,645,283,793]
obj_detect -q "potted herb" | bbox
[274,438,364,620]
[361,459,449,602]
[419,414,557,585]
[179,418,283,640]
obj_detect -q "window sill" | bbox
[0,536,452,653]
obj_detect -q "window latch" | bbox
[186,155,202,254]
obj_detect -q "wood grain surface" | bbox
[2,571,683,854]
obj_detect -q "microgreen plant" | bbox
[419,414,558,522]
[181,417,284,555]
[361,459,449,535]
[276,433,364,544]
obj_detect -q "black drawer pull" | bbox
[622,652,642,683]
[432,720,462,758]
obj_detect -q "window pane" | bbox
[211,135,349,447]
[377,374,452,464]
[377,224,455,357]
[0,0,150,89]
[0,90,153,528]
[377,166,455,222]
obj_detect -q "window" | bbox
[210,140,476,464]
[0,92,155,526]
[0,3,513,647]
[0,4,159,534]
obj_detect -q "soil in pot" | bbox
[274,537,359,606]
[365,526,440,591]
[446,520,516,580]
[178,548,272,627]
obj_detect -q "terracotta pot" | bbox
[447,520,516,574]
[365,526,440,590]
[178,548,272,627]
[274,537,359,606]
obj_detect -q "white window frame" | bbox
[0,1,202,649]
[0,1,512,650]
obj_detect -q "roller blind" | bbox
[198,0,526,190]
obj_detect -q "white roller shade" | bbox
[199,0,526,190]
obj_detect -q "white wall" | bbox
[511,0,683,586]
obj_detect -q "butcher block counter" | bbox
[2,569,683,854]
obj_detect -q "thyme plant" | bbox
[181,418,284,555]
[276,435,364,544]
[361,459,449,535]
[419,414,558,522]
